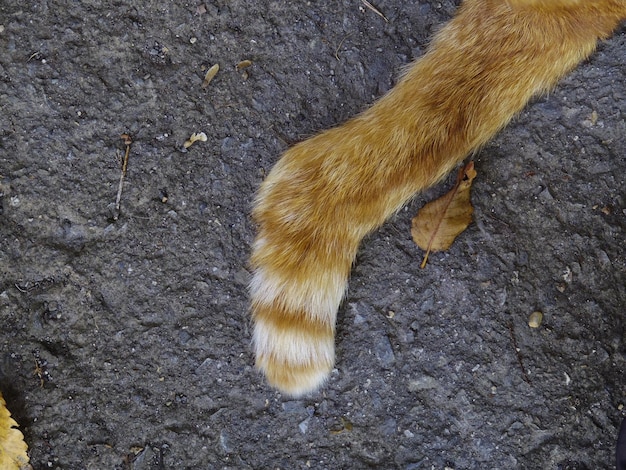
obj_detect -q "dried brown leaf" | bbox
[411,162,477,268]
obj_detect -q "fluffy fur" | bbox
[250,0,626,396]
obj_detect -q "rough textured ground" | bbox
[0,1,625,468]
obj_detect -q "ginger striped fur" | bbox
[250,0,626,396]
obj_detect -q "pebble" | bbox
[375,336,395,367]
[219,430,232,453]
[299,417,310,434]
[408,375,439,392]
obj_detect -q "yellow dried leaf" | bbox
[528,311,543,328]
[411,162,477,268]
[236,60,252,70]
[183,132,208,149]
[201,63,219,88]
[0,392,30,470]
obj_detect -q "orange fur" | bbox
[250,0,626,396]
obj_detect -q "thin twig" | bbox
[508,321,531,384]
[335,34,351,61]
[361,0,388,22]
[14,283,28,293]
[114,133,132,221]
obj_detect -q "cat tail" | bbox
[249,0,625,396]
[249,119,397,396]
